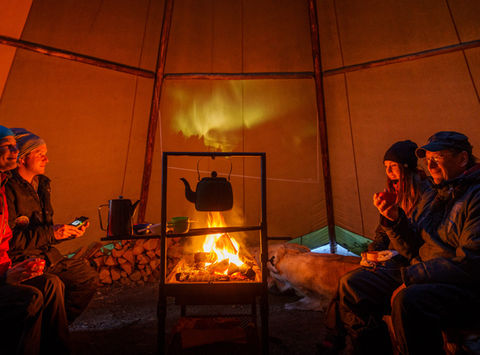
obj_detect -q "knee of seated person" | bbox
[43,273,66,293]
[338,269,363,295]
[391,286,420,314]
[25,287,44,316]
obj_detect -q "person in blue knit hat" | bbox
[6,127,99,324]
[0,124,69,354]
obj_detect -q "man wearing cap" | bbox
[0,125,69,354]
[5,128,99,324]
[383,131,480,354]
[320,132,480,355]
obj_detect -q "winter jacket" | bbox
[5,169,63,265]
[0,172,12,277]
[382,164,480,286]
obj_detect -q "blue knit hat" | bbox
[11,128,46,160]
[0,125,14,140]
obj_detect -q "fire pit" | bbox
[158,152,269,354]
[167,212,261,283]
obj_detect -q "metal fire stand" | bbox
[158,152,268,354]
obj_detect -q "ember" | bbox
[167,212,260,283]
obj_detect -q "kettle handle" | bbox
[98,204,109,231]
[196,158,233,181]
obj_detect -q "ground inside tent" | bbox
[69,283,330,355]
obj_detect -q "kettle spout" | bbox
[180,178,197,203]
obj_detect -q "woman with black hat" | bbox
[319,140,432,355]
[367,140,430,260]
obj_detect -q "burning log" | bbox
[194,252,217,264]
[227,263,239,275]
[215,234,237,254]
[207,259,229,274]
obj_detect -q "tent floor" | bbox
[69,283,336,355]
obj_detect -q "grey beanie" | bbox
[11,128,46,160]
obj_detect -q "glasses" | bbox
[425,152,454,164]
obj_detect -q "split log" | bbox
[99,267,112,284]
[227,263,240,275]
[120,262,133,275]
[143,239,158,251]
[82,242,104,260]
[92,257,104,269]
[104,255,116,266]
[137,254,150,265]
[111,267,122,281]
[150,259,161,271]
[207,259,229,274]
[132,240,144,255]
[112,248,125,258]
[123,250,134,265]
[194,252,217,264]
[130,270,142,281]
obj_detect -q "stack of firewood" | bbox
[89,238,184,286]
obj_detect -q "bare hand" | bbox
[6,258,45,284]
[53,222,88,240]
[390,283,406,307]
[373,192,399,221]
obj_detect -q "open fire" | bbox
[168,212,260,283]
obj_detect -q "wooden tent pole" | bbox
[324,39,480,77]
[137,0,175,223]
[0,35,155,78]
[308,0,337,253]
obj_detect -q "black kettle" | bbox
[98,196,140,237]
[180,163,233,211]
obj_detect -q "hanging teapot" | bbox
[180,160,233,211]
[98,196,140,237]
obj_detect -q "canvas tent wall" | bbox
[0,0,479,255]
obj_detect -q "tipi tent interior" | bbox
[1,0,479,256]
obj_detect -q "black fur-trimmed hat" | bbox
[383,140,418,170]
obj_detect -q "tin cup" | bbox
[167,217,190,234]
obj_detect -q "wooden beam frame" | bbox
[3,34,478,82]
[324,39,480,77]
[0,35,155,78]
[164,72,314,80]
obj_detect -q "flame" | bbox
[203,212,244,270]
